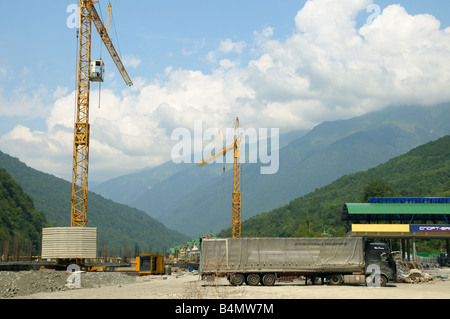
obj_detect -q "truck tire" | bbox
[366,274,388,287]
[261,274,276,286]
[246,273,261,286]
[328,274,343,285]
[378,275,388,287]
[229,274,245,286]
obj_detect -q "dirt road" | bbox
[5,268,448,318]
[13,268,450,300]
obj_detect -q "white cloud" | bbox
[208,38,246,63]
[0,67,6,78]
[219,59,237,69]
[218,38,246,54]
[0,86,51,118]
[122,55,141,69]
[2,0,450,181]
[0,124,73,179]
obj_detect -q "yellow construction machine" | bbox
[136,254,165,275]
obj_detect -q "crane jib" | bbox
[89,3,133,86]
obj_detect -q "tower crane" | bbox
[198,117,242,238]
[71,0,132,227]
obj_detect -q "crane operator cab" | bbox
[90,60,105,82]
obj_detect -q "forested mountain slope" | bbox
[0,151,190,253]
[219,135,450,239]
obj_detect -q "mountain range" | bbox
[0,151,190,254]
[227,134,450,244]
[92,103,450,237]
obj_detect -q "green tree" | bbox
[0,168,49,254]
[361,179,397,202]
[292,217,321,237]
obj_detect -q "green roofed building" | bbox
[342,198,450,244]
[342,198,450,261]
[342,202,450,226]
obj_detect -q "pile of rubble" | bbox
[396,262,449,284]
[397,268,435,283]
[0,268,138,298]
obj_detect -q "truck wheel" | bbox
[262,274,276,286]
[229,274,245,286]
[366,274,388,287]
[310,276,322,285]
[328,274,343,285]
[378,275,388,287]
[246,273,261,286]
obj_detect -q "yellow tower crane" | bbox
[198,117,242,238]
[71,0,132,227]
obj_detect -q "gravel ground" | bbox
[0,268,138,298]
[3,268,447,319]
[1,267,450,300]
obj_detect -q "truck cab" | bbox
[364,242,397,286]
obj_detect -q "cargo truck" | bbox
[200,237,396,287]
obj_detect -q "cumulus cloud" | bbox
[207,38,246,63]
[218,38,246,54]
[2,0,450,181]
[122,55,141,69]
[0,86,51,118]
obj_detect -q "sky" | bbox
[1,0,450,183]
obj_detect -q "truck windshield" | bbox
[366,243,391,262]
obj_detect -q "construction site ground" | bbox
[1,267,450,300]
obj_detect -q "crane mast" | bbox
[71,0,132,227]
[198,117,241,238]
[232,122,241,238]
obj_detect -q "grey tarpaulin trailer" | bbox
[199,237,396,287]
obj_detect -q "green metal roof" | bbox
[344,203,450,215]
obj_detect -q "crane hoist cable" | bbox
[95,2,115,109]
[95,1,106,109]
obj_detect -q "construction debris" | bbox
[396,261,449,284]
[397,268,433,283]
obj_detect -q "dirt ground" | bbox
[3,267,450,300]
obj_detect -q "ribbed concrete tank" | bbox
[41,227,97,259]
